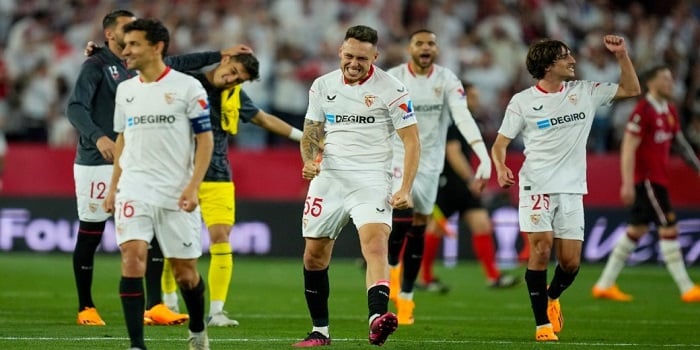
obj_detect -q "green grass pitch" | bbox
[0,253,698,349]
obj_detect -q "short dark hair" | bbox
[642,64,670,90]
[408,29,435,41]
[123,18,170,57]
[344,25,378,45]
[231,53,260,81]
[526,39,571,80]
[102,9,134,30]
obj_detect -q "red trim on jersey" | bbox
[140,66,172,83]
[406,62,434,78]
[535,82,564,93]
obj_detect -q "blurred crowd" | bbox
[2,0,700,153]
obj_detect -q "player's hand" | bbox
[620,183,635,206]
[474,158,492,180]
[179,185,199,212]
[96,136,116,162]
[469,178,487,195]
[84,41,99,57]
[495,165,515,189]
[221,44,253,57]
[390,188,413,210]
[302,160,321,180]
[103,190,115,214]
[603,35,628,55]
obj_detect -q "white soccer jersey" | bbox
[305,65,417,173]
[498,80,618,195]
[388,63,469,174]
[114,67,211,210]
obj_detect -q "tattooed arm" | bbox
[300,119,325,180]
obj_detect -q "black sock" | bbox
[304,267,329,327]
[120,276,146,350]
[180,276,206,333]
[525,269,549,326]
[388,209,412,266]
[547,265,579,300]
[73,221,105,311]
[401,225,426,293]
[367,284,390,319]
[145,237,164,309]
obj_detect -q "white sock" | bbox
[595,234,637,289]
[398,291,414,300]
[163,292,179,309]
[209,300,224,316]
[312,326,329,337]
[659,239,694,293]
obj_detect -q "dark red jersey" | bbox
[625,96,680,186]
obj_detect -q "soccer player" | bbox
[68,9,251,327]
[293,25,420,347]
[102,18,213,350]
[386,29,491,325]
[420,83,518,292]
[491,35,640,341]
[158,53,304,327]
[592,65,700,303]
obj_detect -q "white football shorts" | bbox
[518,193,585,241]
[302,170,393,239]
[391,167,439,215]
[73,164,113,222]
[114,196,202,259]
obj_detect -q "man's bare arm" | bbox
[300,119,325,163]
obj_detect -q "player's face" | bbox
[108,16,136,50]
[548,47,576,80]
[651,68,674,100]
[122,30,161,71]
[338,38,378,84]
[212,56,251,88]
[408,32,438,69]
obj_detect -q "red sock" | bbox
[472,233,500,281]
[421,232,441,284]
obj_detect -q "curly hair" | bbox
[526,39,571,80]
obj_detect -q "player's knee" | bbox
[558,260,580,273]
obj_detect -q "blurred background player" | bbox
[158,52,303,327]
[386,29,491,325]
[102,18,214,350]
[592,65,700,303]
[419,83,519,292]
[68,9,249,326]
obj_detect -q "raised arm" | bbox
[603,35,641,100]
[250,110,303,142]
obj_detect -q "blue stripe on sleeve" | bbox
[191,114,212,133]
